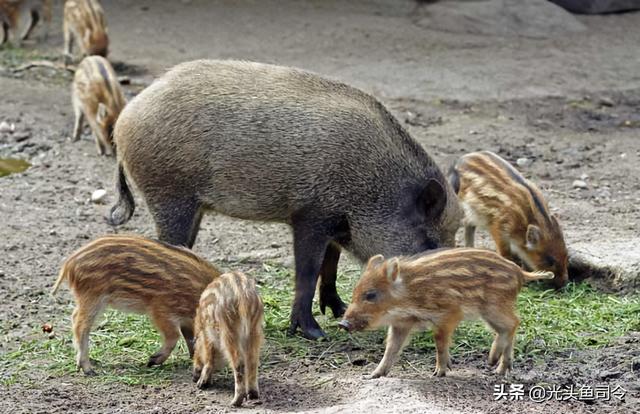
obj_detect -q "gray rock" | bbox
[516,157,532,168]
[414,0,586,38]
[572,179,588,189]
[0,121,13,133]
[569,239,640,291]
[90,189,107,204]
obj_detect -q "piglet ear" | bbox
[366,254,385,270]
[386,258,400,283]
[526,224,542,250]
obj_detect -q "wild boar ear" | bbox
[420,179,446,219]
[366,254,385,270]
[96,103,108,123]
[526,224,542,250]
[386,258,400,283]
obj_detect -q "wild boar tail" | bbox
[51,264,68,297]
[106,161,135,226]
[523,270,555,283]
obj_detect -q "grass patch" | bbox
[0,44,71,85]
[1,263,638,386]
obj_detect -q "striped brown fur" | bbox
[449,151,568,288]
[63,0,108,63]
[340,248,553,378]
[0,0,51,46]
[71,55,126,155]
[51,234,221,375]
[193,271,264,407]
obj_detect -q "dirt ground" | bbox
[1,0,639,413]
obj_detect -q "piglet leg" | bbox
[367,324,412,379]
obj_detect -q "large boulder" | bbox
[569,239,640,292]
[414,0,586,38]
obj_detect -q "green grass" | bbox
[0,44,57,68]
[1,262,638,386]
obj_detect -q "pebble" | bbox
[572,180,588,189]
[0,121,13,133]
[580,173,589,181]
[598,97,615,107]
[90,189,107,203]
[516,157,532,168]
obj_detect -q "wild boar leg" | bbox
[433,310,462,377]
[180,324,195,358]
[147,312,181,366]
[367,324,412,379]
[319,243,347,318]
[150,196,203,248]
[464,225,476,247]
[72,300,105,375]
[288,215,332,339]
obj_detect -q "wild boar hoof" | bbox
[288,318,326,340]
[319,293,347,318]
[83,368,97,376]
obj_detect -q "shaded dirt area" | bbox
[1,1,639,413]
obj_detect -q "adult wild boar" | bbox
[108,60,462,340]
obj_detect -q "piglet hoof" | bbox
[247,389,260,400]
[146,353,166,367]
[230,394,246,407]
[364,370,384,380]
[83,368,97,376]
[432,367,447,377]
[196,377,209,390]
[192,370,202,383]
[495,363,512,376]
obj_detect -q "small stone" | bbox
[516,157,532,168]
[469,130,478,135]
[580,173,589,181]
[573,180,588,189]
[90,189,107,203]
[598,97,615,107]
[0,121,12,133]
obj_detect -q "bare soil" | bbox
[1,1,639,413]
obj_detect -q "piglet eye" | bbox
[364,290,378,302]
[545,255,556,266]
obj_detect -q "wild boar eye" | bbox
[364,290,378,302]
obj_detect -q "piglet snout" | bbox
[338,320,352,332]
